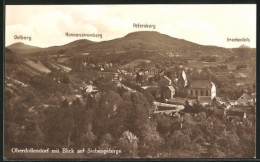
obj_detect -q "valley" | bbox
[4,31,256,158]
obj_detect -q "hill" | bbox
[7,42,40,50]
[62,39,96,48]
[81,31,201,53]
[45,39,96,52]
[7,42,42,54]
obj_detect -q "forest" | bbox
[4,74,255,158]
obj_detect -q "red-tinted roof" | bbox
[188,80,212,89]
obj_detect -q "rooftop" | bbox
[188,80,212,89]
[238,93,253,100]
[168,85,175,92]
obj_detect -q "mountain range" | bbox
[6,31,252,56]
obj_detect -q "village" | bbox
[63,56,256,128]
[118,64,255,124]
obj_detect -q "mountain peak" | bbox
[7,42,40,50]
[65,39,95,46]
[239,44,250,48]
[124,31,164,38]
[8,42,24,47]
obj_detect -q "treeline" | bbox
[5,86,255,158]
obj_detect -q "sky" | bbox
[6,4,256,48]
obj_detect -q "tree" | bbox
[236,48,250,59]
[94,76,117,92]
[71,98,89,145]
[61,99,69,109]
[156,115,172,136]
[131,92,150,109]
[42,106,74,146]
[117,131,139,157]
[168,130,191,150]
[138,122,163,157]
[61,73,70,84]
[127,92,151,137]
[155,63,162,69]
[196,112,207,121]
[101,133,114,145]
[80,123,97,148]
[143,90,154,107]
[93,91,126,137]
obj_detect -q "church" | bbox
[186,80,216,99]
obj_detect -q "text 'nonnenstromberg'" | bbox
[65,32,102,39]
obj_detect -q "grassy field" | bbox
[120,59,152,69]
[25,60,51,74]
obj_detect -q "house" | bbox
[158,75,172,87]
[138,64,159,78]
[153,101,184,115]
[81,84,99,99]
[216,97,225,104]
[233,105,252,112]
[214,108,225,118]
[226,108,245,122]
[147,66,159,76]
[174,78,179,84]
[237,93,254,106]
[83,85,98,93]
[229,100,238,106]
[154,106,177,115]
[155,88,161,99]
[198,96,212,106]
[158,71,165,77]
[251,93,256,102]
[186,80,216,99]
[235,73,247,79]
[156,76,175,101]
[163,75,172,85]
[224,102,232,109]
[165,86,175,99]
[168,97,196,106]
[211,98,223,107]
[236,83,245,86]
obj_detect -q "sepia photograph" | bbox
[4,4,256,159]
